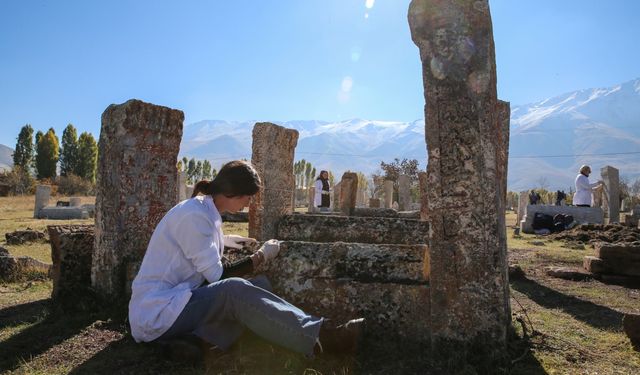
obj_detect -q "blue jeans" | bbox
[157,275,323,356]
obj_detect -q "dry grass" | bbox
[1,197,639,374]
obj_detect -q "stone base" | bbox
[262,241,430,337]
[39,206,90,220]
[520,205,603,233]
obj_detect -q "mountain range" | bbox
[1,79,638,191]
[0,144,12,172]
[180,78,640,191]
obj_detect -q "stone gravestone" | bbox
[339,172,358,215]
[333,182,342,212]
[248,122,299,241]
[307,186,316,213]
[34,185,51,218]
[93,99,183,299]
[517,190,528,224]
[383,180,394,209]
[418,171,429,221]
[601,165,620,223]
[398,174,411,211]
[177,171,187,202]
[369,198,380,208]
[409,0,510,370]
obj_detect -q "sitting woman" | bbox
[128,160,362,362]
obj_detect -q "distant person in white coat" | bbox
[573,165,602,207]
[314,170,331,211]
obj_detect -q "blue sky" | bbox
[1,0,639,147]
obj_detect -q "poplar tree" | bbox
[35,128,59,179]
[59,124,79,177]
[13,124,35,172]
[76,132,98,182]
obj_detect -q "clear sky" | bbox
[1,0,639,147]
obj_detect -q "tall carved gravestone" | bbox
[93,99,183,299]
[384,180,394,209]
[249,122,299,241]
[601,165,620,223]
[409,0,510,370]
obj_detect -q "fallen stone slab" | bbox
[5,229,46,245]
[623,313,640,350]
[546,267,594,281]
[277,214,429,245]
[595,243,640,262]
[0,255,51,281]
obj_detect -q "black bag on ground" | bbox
[532,212,554,231]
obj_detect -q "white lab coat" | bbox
[314,179,330,207]
[128,195,224,343]
[573,174,600,206]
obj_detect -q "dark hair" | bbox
[316,170,328,181]
[192,160,262,198]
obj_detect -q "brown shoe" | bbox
[317,318,365,355]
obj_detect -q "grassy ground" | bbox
[1,202,639,374]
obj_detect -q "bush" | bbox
[0,166,36,196]
[56,174,95,196]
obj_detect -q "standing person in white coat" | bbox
[314,170,330,212]
[573,165,602,207]
[129,160,363,363]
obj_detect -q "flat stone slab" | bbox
[351,208,399,218]
[0,256,51,281]
[277,214,429,245]
[5,229,46,245]
[262,241,430,336]
[546,266,593,281]
[520,205,603,234]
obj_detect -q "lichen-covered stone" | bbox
[48,225,95,300]
[0,256,51,281]
[93,99,183,299]
[409,0,510,368]
[249,122,298,241]
[352,207,398,218]
[5,229,46,245]
[262,241,430,336]
[339,172,358,215]
[277,214,429,245]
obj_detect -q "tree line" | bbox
[12,123,98,182]
[178,157,216,185]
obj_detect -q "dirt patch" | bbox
[550,224,640,245]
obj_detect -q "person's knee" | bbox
[219,277,253,293]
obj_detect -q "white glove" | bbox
[223,234,257,250]
[257,239,280,262]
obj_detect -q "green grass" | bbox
[1,198,640,374]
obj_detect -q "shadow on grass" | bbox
[0,300,100,372]
[511,278,623,331]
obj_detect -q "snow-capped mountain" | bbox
[180,78,640,191]
[0,144,13,171]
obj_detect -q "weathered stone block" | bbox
[546,266,593,281]
[352,207,398,218]
[277,214,429,245]
[263,241,430,336]
[5,229,45,245]
[592,243,640,277]
[0,256,51,281]
[623,313,640,349]
[248,122,298,241]
[339,172,358,215]
[39,206,90,220]
[93,99,183,299]
[48,225,95,300]
[583,256,608,274]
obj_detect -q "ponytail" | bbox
[192,180,213,197]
